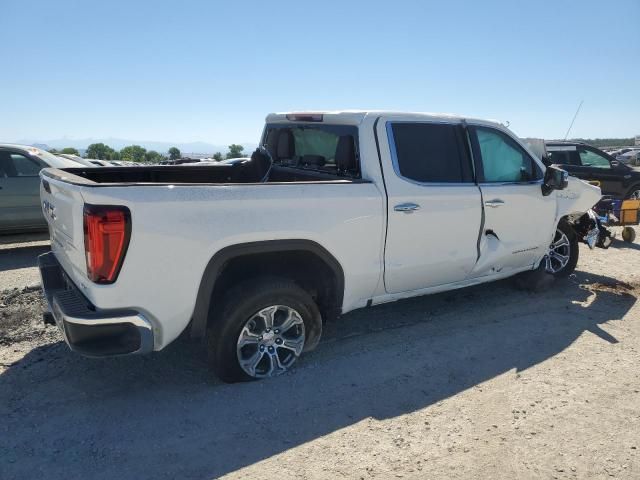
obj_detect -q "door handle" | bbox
[394,202,420,213]
[484,199,505,208]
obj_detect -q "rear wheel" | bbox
[544,222,579,277]
[207,277,320,383]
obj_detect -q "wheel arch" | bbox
[625,183,640,199]
[190,240,345,340]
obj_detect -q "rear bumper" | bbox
[38,252,153,356]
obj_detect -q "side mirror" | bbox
[610,160,620,168]
[542,166,568,196]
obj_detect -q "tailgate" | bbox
[40,169,88,286]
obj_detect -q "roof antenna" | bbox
[564,100,584,140]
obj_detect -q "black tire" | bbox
[545,221,579,278]
[206,276,320,383]
[622,226,636,243]
[626,185,640,200]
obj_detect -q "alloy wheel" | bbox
[236,305,305,378]
[545,229,571,274]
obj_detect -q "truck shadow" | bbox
[0,245,50,272]
[0,270,636,479]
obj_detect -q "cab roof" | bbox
[266,110,505,128]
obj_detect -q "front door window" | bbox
[472,127,542,183]
[578,148,611,169]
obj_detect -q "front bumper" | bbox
[38,252,153,356]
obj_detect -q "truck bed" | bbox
[41,164,363,186]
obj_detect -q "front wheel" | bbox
[207,277,321,383]
[544,222,579,277]
[626,186,640,200]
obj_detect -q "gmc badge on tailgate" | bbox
[43,200,56,221]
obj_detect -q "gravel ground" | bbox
[0,234,639,479]
[0,233,50,291]
[0,246,49,291]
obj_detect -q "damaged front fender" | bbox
[554,176,602,224]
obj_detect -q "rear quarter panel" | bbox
[78,182,385,349]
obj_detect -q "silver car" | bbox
[0,144,81,233]
[616,149,640,166]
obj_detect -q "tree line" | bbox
[49,143,247,163]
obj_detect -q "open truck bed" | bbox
[42,163,364,187]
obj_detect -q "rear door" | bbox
[379,118,482,293]
[468,125,555,276]
[0,150,46,231]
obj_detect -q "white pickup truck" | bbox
[38,111,601,382]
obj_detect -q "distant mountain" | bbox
[14,137,257,155]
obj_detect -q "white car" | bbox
[37,111,601,382]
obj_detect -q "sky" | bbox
[1,0,638,147]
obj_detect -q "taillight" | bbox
[83,205,131,284]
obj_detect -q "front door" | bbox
[380,118,482,293]
[574,146,625,197]
[467,126,556,277]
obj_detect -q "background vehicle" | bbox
[57,154,111,167]
[56,153,87,164]
[180,158,252,168]
[218,157,251,165]
[38,111,600,382]
[609,147,633,158]
[545,141,640,199]
[616,148,640,166]
[159,158,201,165]
[87,159,112,166]
[0,144,81,233]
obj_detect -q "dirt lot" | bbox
[1,235,639,479]
[0,233,49,291]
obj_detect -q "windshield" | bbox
[262,124,359,176]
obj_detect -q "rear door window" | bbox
[0,152,42,177]
[388,122,473,183]
[471,127,542,183]
[12,154,42,176]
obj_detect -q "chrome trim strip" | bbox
[479,180,544,187]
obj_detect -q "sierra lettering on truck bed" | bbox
[38,110,602,382]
